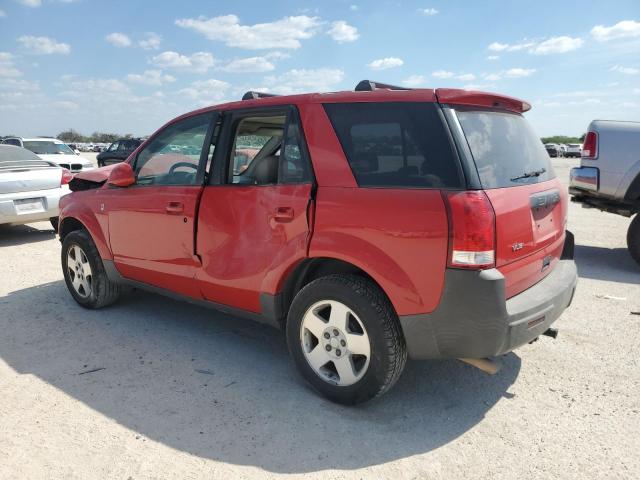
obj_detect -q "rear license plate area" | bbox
[14,197,45,214]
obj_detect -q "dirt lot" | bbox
[1,157,638,480]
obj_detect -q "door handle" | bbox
[274,207,294,223]
[166,201,184,214]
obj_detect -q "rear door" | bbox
[104,112,216,297]
[195,106,314,313]
[453,108,567,298]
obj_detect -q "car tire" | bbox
[286,274,407,405]
[627,215,640,266]
[61,229,121,309]
[50,216,59,232]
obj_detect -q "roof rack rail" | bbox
[355,80,410,92]
[241,91,279,101]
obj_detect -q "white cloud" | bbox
[178,79,230,106]
[402,75,427,87]
[350,4,358,11]
[176,14,322,50]
[488,40,535,52]
[0,9,6,17]
[264,68,344,94]
[0,52,22,77]
[505,68,536,78]
[327,20,359,43]
[432,70,454,79]
[487,55,499,60]
[532,36,583,54]
[126,70,176,86]
[591,20,640,41]
[18,35,70,54]
[105,32,132,48]
[221,57,275,73]
[484,73,502,81]
[17,0,41,6]
[367,57,404,70]
[150,51,215,73]
[610,65,639,75]
[418,8,439,16]
[138,32,161,50]
[65,78,130,95]
[457,73,475,81]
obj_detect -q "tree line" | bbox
[56,129,135,144]
[540,134,586,144]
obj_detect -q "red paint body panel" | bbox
[309,187,449,316]
[59,190,112,260]
[195,184,312,312]
[102,186,203,298]
[435,88,531,113]
[485,178,568,298]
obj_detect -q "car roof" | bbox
[17,137,65,143]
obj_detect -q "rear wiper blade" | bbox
[510,168,546,181]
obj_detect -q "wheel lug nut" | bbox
[324,332,330,339]
[340,340,346,347]
[333,329,339,336]
[325,345,331,351]
[336,349,341,356]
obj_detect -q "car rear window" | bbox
[323,102,462,188]
[455,109,555,189]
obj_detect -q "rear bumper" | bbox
[0,186,69,225]
[399,233,577,360]
[570,166,598,191]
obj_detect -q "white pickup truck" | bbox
[570,120,640,265]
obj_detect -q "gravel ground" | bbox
[0,157,638,480]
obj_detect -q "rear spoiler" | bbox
[435,88,531,113]
[353,80,531,113]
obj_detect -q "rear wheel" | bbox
[61,230,121,308]
[627,215,640,266]
[286,274,407,405]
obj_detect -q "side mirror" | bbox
[107,162,135,187]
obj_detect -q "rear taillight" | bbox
[582,131,598,159]
[61,168,74,185]
[443,191,496,269]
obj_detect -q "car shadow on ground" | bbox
[0,224,56,247]
[574,244,640,283]
[1,281,520,474]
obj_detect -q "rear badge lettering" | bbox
[511,242,524,252]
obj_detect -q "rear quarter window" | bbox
[455,109,555,189]
[323,102,462,188]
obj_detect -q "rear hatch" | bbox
[452,106,567,298]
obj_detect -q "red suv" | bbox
[58,80,577,404]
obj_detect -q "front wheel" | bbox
[286,274,407,405]
[628,215,640,266]
[61,229,121,308]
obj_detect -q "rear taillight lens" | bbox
[582,131,598,159]
[61,168,74,185]
[443,191,496,269]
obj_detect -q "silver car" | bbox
[0,145,71,230]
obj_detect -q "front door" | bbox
[196,107,314,313]
[105,112,216,297]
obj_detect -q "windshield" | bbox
[23,141,75,155]
[455,109,555,188]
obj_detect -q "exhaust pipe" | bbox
[459,357,502,375]
[543,328,558,339]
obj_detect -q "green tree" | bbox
[57,129,86,143]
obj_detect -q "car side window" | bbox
[134,113,211,186]
[107,142,118,152]
[226,109,312,185]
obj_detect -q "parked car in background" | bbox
[559,144,568,157]
[565,143,582,158]
[67,143,81,154]
[570,120,640,265]
[545,143,560,157]
[58,81,577,404]
[96,138,143,167]
[0,145,72,230]
[1,137,94,173]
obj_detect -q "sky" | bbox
[0,0,639,138]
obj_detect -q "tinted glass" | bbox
[135,113,210,186]
[0,145,43,162]
[456,110,555,189]
[278,116,312,184]
[323,102,461,188]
